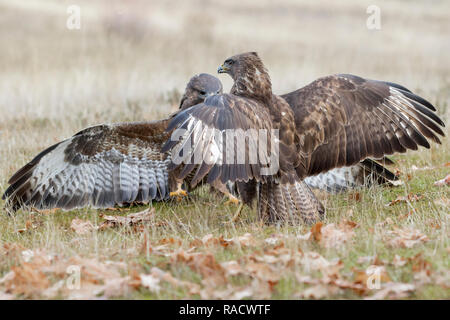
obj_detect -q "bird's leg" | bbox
[230,202,244,222]
[210,179,240,205]
[223,191,240,205]
[210,179,243,222]
[169,180,188,201]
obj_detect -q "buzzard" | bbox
[2,71,398,213]
[2,74,223,212]
[162,52,445,224]
[303,157,397,193]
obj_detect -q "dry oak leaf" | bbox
[311,221,357,248]
[392,255,408,267]
[4,263,50,297]
[71,218,96,235]
[226,233,257,247]
[300,284,340,299]
[200,234,231,248]
[300,252,343,279]
[99,207,155,229]
[199,283,256,300]
[354,265,391,286]
[149,267,200,295]
[172,250,227,286]
[386,227,429,248]
[220,261,245,277]
[16,218,41,234]
[386,193,423,206]
[366,282,415,300]
[246,262,280,283]
[0,292,14,300]
[140,274,161,293]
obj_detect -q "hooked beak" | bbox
[217,64,229,74]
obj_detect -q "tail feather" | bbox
[258,179,324,224]
[304,158,397,193]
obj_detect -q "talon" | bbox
[224,193,240,206]
[170,188,188,201]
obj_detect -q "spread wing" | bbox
[304,158,397,193]
[161,93,276,186]
[281,74,445,178]
[3,121,172,211]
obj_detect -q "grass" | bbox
[0,0,449,299]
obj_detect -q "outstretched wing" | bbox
[281,74,445,178]
[161,93,275,186]
[3,120,172,211]
[304,158,397,193]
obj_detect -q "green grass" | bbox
[0,0,449,300]
[0,150,448,299]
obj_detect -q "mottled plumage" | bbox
[304,158,397,193]
[163,52,445,224]
[2,74,222,211]
[281,74,445,179]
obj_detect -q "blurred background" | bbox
[0,0,449,182]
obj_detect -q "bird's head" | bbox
[218,52,272,103]
[217,52,262,80]
[179,73,223,109]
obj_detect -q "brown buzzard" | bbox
[2,74,223,212]
[162,52,445,224]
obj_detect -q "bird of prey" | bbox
[2,70,398,214]
[2,74,223,212]
[303,157,397,193]
[162,52,445,224]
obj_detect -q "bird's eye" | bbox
[199,91,206,95]
[225,59,234,65]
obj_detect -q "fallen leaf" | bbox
[246,262,280,282]
[310,222,323,242]
[348,192,361,202]
[226,233,257,247]
[5,263,50,296]
[386,227,429,248]
[140,274,161,293]
[99,208,155,230]
[172,251,227,286]
[300,284,339,299]
[149,267,200,295]
[392,255,408,267]
[354,265,391,286]
[366,282,415,300]
[221,261,245,277]
[70,218,96,235]
[297,232,312,241]
[376,217,394,227]
[386,193,423,206]
[311,223,355,248]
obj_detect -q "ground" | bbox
[0,0,448,299]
